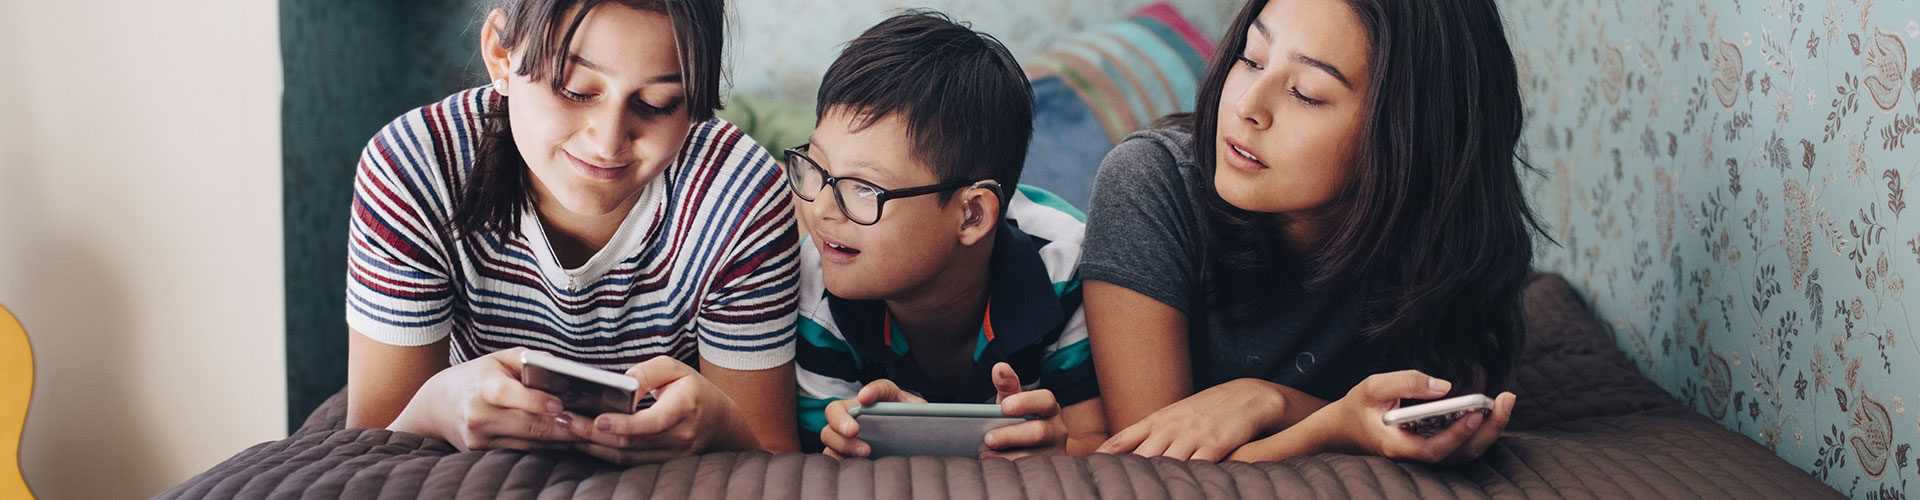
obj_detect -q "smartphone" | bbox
[848,402,1036,457]
[1383,394,1494,437]
[520,350,641,416]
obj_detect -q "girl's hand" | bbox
[819,379,926,458]
[561,355,755,465]
[1321,370,1516,464]
[980,362,1067,459]
[1095,378,1286,461]
[388,347,581,451]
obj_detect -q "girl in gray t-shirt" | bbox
[1079,0,1542,465]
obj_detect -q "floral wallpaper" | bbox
[1509,0,1920,496]
[729,0,1237,102]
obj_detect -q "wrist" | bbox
[1229,411,1335,462]
[1230,378,1290,434]
[1303,400,1362,455]
[387,394,441,439]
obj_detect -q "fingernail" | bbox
[855,444,869,457]
[1464,412,1485,429]
[984,433,999,449]
[556,414,573,427]
[840,422,854,435]
[1429,378,1450,393]
[596,418,611,432]
[546,399,564,415]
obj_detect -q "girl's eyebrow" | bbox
[568,54,683,84]
[1293,52,1353,89]
[1248,18,1354,89]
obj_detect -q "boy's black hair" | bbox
[815,10,1033,209]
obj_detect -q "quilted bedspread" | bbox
[157,274,1843,499]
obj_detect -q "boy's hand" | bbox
[981,362,1067,459]
[820,379,926,458]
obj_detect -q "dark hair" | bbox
[813,9,1034,210]
[1183,0,1545,393]
[451,0,726,239]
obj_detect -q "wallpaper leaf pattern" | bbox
[1510,0,1920,496]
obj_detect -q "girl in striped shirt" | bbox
[343,0,800,464]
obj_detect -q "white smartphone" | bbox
[1382,394,1494,436]
[520,351,641,416]
[848,402,1035,457]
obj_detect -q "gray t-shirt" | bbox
[1078,126,1382,402]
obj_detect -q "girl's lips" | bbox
[566,151,629,181]
[1222,137,1270,172]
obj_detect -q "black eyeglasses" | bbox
[782,143,996,225]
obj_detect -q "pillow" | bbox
[718,94,816,154]
[1020,2,1215,209]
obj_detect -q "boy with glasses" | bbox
[784,10,1104,458]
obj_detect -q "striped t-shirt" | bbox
[794,186,1096,449]
[346,87,800,372]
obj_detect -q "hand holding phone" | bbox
[848,402,1036,457]
[519,350,641,416]
[1383,394,1494,437]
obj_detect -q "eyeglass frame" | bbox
[782,143,1001,226]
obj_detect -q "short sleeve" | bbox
[693,137,802,370]
[344,118,458,346]
[1077,131,1206,313]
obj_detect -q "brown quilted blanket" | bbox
[157,274,1842,499]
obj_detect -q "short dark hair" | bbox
[814,10,1034,208]
[452,0,727,239]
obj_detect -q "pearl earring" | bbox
[492,79,507,95]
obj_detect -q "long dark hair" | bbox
[450,0,726,239]
[1184,0,1545,393]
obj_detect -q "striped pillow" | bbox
[1019,2,1215,209]
[1024,3,1215,143]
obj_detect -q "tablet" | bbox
[849,402,1034,457]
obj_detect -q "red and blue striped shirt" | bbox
[345,87,799,371]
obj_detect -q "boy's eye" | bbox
[1236,55,1265,71]
[850,184,882,199]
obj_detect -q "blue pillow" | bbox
[1019,76,1112,210]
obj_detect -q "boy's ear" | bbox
[956,182,1003,247]
[480,10,514,96]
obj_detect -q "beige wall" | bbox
[0,1,286,498]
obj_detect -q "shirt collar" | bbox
[827,220,1065,365]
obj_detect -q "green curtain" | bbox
[281,0,485,432]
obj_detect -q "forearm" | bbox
[1084,280,1192,431]
[1243,379,1330,435]
[386,397,446,438]
[712,407,768,452]
[1059,397,1110,456]
[346,330,448,431]
[1066,433,1109,456]
[1228,407,1347,462]
[700,358,800,453]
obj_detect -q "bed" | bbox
[157,274,1843,499]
